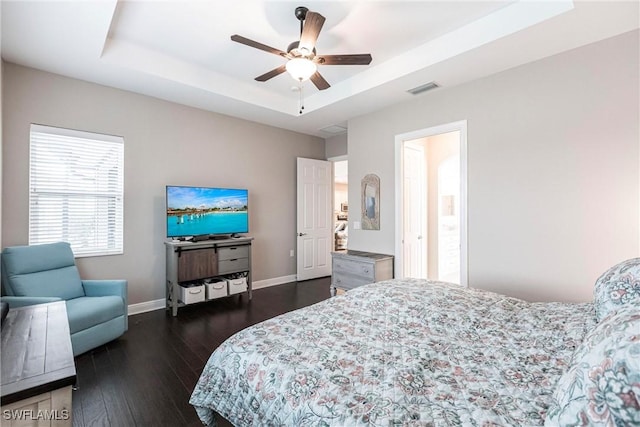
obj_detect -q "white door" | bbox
[297,157,332,280]
[402,142,427,278]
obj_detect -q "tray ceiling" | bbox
[2,1,638,137]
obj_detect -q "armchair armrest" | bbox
[82,279,127,298]
[0,296,62,308]
[82,280,128,330]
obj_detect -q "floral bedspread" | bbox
[190,279,596,426]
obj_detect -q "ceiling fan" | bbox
[231,6,372,91]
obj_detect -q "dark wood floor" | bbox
[71,277,332,427]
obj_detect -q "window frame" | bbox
[29,124,125,258]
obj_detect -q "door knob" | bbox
[298,232,307,236]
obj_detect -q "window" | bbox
[29,124,124,257]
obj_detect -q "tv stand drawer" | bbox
[219,257,249,274]
[218,246,250,261]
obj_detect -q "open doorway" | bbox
[395,121,467,286]
[333,160,348,251]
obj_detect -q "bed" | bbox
[190,259,640,427]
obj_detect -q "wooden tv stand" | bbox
[164,237,253,316]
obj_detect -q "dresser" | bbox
[331,250,394,295]
[1,301,76,426]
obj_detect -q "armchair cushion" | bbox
[66,296,125,334]
[2,242,84,300]
[83,279,128,330]
[9,267,84,300]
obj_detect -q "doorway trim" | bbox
[394,120,468,286]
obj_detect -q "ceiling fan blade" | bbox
[299,11,325,53]
[316,54,373,65]
[310,71,330,91]
[231,34,287,57]
[255,65,287,82]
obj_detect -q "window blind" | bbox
[29,124,124,257]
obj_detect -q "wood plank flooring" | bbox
[71,277,331,427]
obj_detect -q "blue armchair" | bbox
[1,242,128,356]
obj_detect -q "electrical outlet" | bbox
[290,249,294,257]
[353,221,361,230]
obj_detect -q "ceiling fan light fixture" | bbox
[286,57,317,82]
[231,7,371,92]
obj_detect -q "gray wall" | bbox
[348,30,639,303]
[325,133,347,159]
[2,63,325,306]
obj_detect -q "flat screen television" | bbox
[166,186,248,239]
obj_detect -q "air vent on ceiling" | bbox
[407,81,440,95]
[319,124,347,135]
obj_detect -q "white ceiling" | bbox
[2,1,638,138]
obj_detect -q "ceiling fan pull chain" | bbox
[299,84,305,115]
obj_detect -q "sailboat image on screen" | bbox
[166,186,248,240]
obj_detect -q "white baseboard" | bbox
[127,275,297,315]
[128,298,165,316]
[252,275,297,290]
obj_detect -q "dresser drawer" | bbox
[218,245,250,261]
[331,273,373,290]
[333,257,376,280]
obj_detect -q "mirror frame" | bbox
[361,174,380,230]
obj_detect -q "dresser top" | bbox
[332,250,394,261]
[1,301,76,405]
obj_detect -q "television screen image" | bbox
[166,186,248,238]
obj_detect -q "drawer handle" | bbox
[189,289,202,294]
[229,258,238,261]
